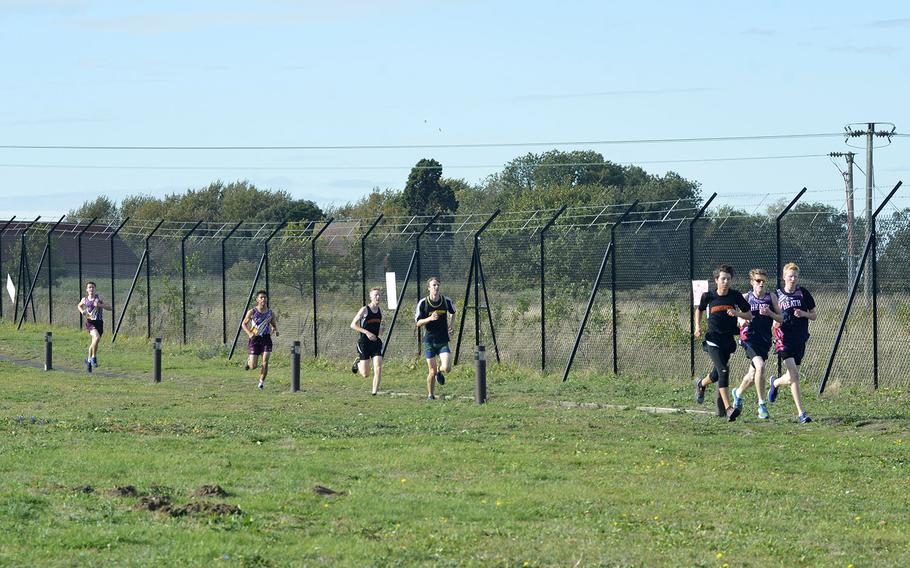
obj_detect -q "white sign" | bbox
[692,280,709,306]
[385,272,398,310]
[6,274,14,303]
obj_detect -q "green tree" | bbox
[69,196,118,220]
[400,159,458,215]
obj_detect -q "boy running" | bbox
[729,269,783,420]
[350,287,384,396]
[415,276,456,400]
[77,281,109,372]
[242,290,279,390]
[693,265,753,421]
[768,263,817,423]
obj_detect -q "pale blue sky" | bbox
[1,0,908,218]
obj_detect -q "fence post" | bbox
[263,221,286,303]
[562,242,613,382]
[540,206,566,371]
[311,218,334,358]
[774,187,807,375]
[44,331,53,371]
[221,221,244,345]
[76,217,97,328]
[15,217,41,322]
[0,216,16,320]
[610,201,638,376]
[153,338,162,383]
[145,219,165,339]
[414,212,442,353]
[689,195,716,378]
[108,217,130,326]
[871,181,901,388]
[361,215,384,306]
[473,210,500,349]
[45,215,65,325]
[180,220,204,344]
[291,340,301,392]
[475,345,487,404]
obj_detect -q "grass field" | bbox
[1,322,908,567]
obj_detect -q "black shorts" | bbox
[248,334,273,356]
[777,342,807,366]
[357,338,383,360]
[86,319,104,336]
[740,340,771,361]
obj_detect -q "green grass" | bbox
[1,322,908,567]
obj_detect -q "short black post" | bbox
[44,332,53,371]
[153,338,162,383]
[291,340,301,392]
[475,345,487,404]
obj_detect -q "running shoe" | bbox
[798,412,812,424]
[694,377,706,404]
[351,361,359,374]
[726,406,742,422]
[768,375,779,403]
[435,371,446,386]
[91,356,99,368]
[258,379,264,390]
[427,394,436,401]
[85,357,93,373]
[731,387,743,410]
[757,403,770,420]
[716,393,726,417]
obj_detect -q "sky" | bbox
[1,0,909,219]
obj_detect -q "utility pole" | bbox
[845,122,895,303]
[829,151,855,286]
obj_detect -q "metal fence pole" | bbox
[871,181,901,388]
[0,216,17,320]
[774,187,807,375]
[263,221,286,303]
[610,201,638,376]
[381,250,418,357]
[311,218,334,358]
[540,206,566,371]
[472,210,500,349]
[562,241,614,382]
[180,220,204,344]
[688,194,716,378]
[46,215,65,325]
[108,217,130,326]
[16,217,40,323]
[75,218,97,328]
[414,212,441,353]
[361,215,383,305]
[145,219,165,339]
[221,221,243,344]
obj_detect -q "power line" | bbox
[0,133,845,151]
[0,154,828,172]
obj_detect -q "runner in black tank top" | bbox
[350,287,384,395]
[693,265,752,422]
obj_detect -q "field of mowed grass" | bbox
[1,322,909,567]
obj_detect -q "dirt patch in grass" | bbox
[108,485,139,497]
[169,502,241,517]
[192,484,228,498]
[135,495,171,512]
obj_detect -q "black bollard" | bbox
[291,341,301,392]
[44,332,53,371]
[153,338,162,383]
[475,345,486,404]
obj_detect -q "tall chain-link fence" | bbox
[2,193,909,392]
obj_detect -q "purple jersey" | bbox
[776,286,815,342]
[82,296,103,320]
[251,308,272,336]
[739,291,773,345]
